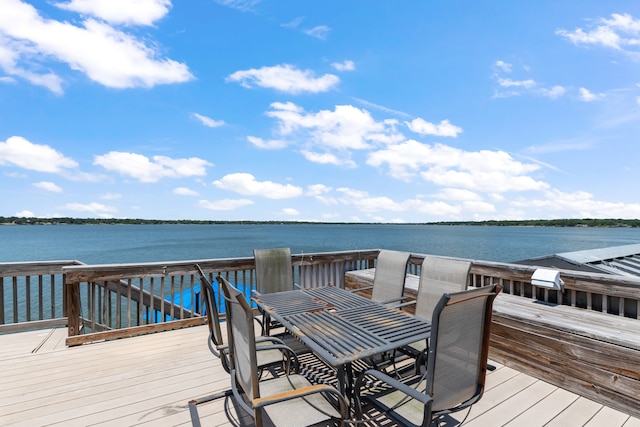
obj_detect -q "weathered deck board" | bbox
[1,324,638,427]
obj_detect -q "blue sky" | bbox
[1,0,640,223]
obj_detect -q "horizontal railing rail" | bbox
[3,250,640,346]
[61,250,379,345]
[470,259,640,319]
[0,260,83,332]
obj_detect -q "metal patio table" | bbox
[252,286,431,402]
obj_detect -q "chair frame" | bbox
[355,284,503,427]
[220,276,348,427]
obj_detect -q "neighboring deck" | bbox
[1,325,639,427]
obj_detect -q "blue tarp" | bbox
[145,280,255,322]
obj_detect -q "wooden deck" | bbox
[1,325,639,427]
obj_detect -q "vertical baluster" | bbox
[160,276,165,323]
[149,277,155,324]
[26,275,31,322]
[127,278,132,328]
[51,274,56,319]
[116,279,122,329]
[138,278,144,326]
[170,276,175,320]
[0,277,4,325]
[13,276,18,323]
[179,275,186,319]
[38,275,44,320]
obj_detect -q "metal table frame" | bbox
[252,287,431,401]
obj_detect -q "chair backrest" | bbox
[194,264,225,355]
[414,256,471,320]
[254,247,294,294]
[426,284,502,413]
[219,276,261,403]
[371,249,411,302]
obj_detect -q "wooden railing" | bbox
[3,251,640,344]
[0,260,83,332]
[60,250,378,345]
[469,258,640,319]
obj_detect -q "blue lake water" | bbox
[2,223,640,264]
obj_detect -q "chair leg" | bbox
[189,390,233,427]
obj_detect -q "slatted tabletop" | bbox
[287,304,430,364]
[254,286,430,367]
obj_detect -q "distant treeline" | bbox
[1,216,639,227]
[431,218,640,228]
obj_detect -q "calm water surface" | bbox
[2,224,640,264]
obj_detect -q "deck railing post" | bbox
[65,276,81,338]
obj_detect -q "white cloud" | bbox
[0,136,78,173]
[579,87,604,102]
[0,0,193,93]
[406,118,463,137]
[498,78,536,88]
[198,198,254,210]
[214,0,261,12]
[54,0,172,26]
[263,102,401,166]
[513,189,640,218]
[306,184,332,196]
[540,85,566,99]
[14,209,34,217]
[94,152,211,183]
[367,140,548,194]
[213,173,303,199]
[281,17,304,29]
[556,13,640,52]
[495,60,512,73]
[352,98,412,118]
[33,181,63,193]
[173,187,199,196]
[463,200,496,214]
[191,113,225,128]
[331,60,355,71]
[435,188,483,202]
[304,25,330,40]
[300,150,354,167]
[525,138,594,154]
[60,201,117,214]
[337,188,404,213]
[226,64,339,94]
[336,187,462,217]
[281,208,299,216]
[247,136,289,150]
[100,192,121,200]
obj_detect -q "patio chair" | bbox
[195,265,298,375]
[355,284,502,427]
[254,247,298,295]
[188,266,300,414]
[253,247,301,335]
[404,256,471,366]
[221,277,349,427]
[352,249,411,304]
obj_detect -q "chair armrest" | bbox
[256,335,286,346]
[349,285,373,293]
[380,295,414,306]
[253,382,348,418]
[255,342,301,371]
[355,369,433,406]
[393,299,417,309]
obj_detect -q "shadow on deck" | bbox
[1,323,639,427]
